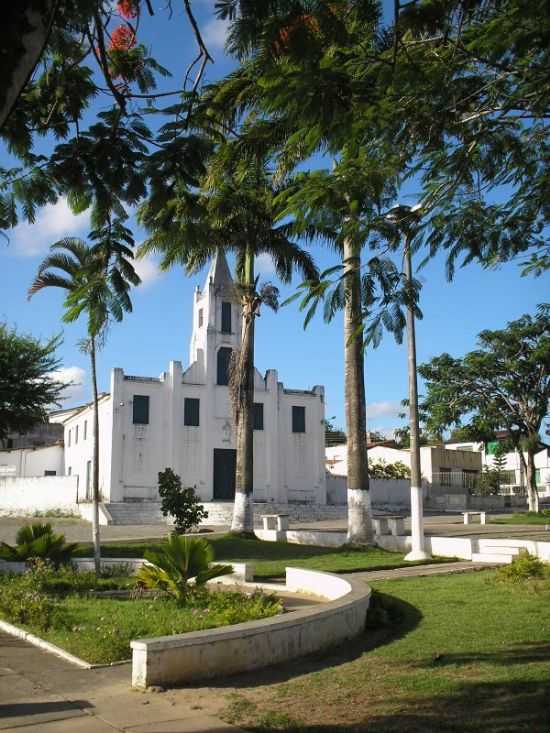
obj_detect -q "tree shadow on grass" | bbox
[414,640,550,669]
[182,593,422,691]
[239,680,550,732]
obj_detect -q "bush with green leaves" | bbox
[495,551,549,584]
[368,459,411,480]
[0,523,78,567]
[157,468,209,533]
[136,535,232,604]
[0,564,56,630]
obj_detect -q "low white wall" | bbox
[131,567,371,689]
[0,476,79,515]
[0,445,64,478]
[326,476,414,510]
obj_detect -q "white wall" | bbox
[0,476,78,514]
[326,474,418,509]
[63,396,112,501]
[0,445,64,478]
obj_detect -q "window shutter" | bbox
[253,403,264,431]
[221,302,232,333]
[184,398,200,426]
[292,406,306,433]
[133,395,150,424]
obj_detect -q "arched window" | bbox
[217,347,232,386]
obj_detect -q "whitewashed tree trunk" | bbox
[230,249,255,535]
[525,449,539,513]
[343,238,373,545]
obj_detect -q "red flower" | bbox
[117,0,138,20]
[109,25,136,52]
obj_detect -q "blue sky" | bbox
[1,1,548,435]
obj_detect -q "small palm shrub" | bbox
[0,523,78,567]
[136,535,232,604]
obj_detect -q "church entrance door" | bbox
[213,448,236,500]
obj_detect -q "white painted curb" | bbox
[0,618,130,669]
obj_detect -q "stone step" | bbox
[471,552,514,565]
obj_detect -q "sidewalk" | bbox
[344,560,497,583]
[0,632,242,732]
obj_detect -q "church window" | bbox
[184,398,200,426]
[292,406,306,433]
[44,470,56,476]
[75,425,79,444]
[217,347,232,386]
[221,302,232,333]
[84,420,87,440]
[253,403,264,431]
[67,429,71,447]
[198,309,203,328]
[133,395,150,424]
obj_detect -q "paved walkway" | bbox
[0,632,242,732]
[344,560,496,583]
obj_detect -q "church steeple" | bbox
[189,250,240,378]
[204,250,233,291]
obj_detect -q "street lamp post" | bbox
[387,204,431,561]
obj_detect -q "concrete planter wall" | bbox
[130,567,371,689]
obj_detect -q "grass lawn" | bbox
[490,512,550,526]
[223,570,550,732]
[75,534,452,578]
[1,589,282,665]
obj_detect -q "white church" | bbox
[44,252,326,513]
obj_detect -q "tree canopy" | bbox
[419,306,550,509]
[0,325,65,440]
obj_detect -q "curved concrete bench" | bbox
[130,567,371,689]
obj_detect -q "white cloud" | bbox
[133,255,163,288]
[52,366,87,404]
[201,17,230,51]
[255,253,276,277]
[9,198,89,257]
[366,401,402,420]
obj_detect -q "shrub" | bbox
[368,459,411,480]
[0,566,55,630]
[496,551,549,584]
[0,523,78,567]
[157,468,209,533]
[136,535,232,604]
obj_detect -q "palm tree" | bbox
[28,221,140,572]
[139,152,318,535]
[278,156,406,545]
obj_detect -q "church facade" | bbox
[61,253,326,506]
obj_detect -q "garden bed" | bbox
[0,566,282,665]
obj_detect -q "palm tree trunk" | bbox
[404,236,429,560]
[90,336,101,574]
[231,248,255,535]
[344,238,373,545]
